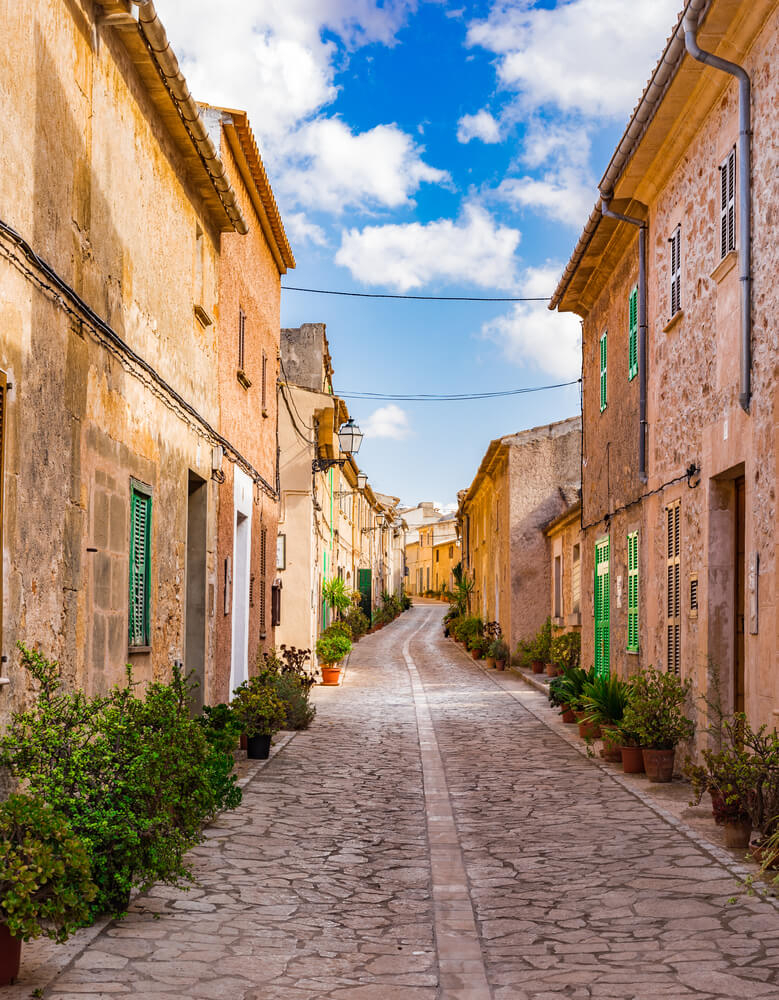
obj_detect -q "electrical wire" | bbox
[580,463,700,534]
[0,218,278,499]
[339,379,581,401]
[281,285,551,302]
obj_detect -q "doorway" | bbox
[185,472,207,711]
[734,475,745,714]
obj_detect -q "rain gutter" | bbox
[683,4,752,412]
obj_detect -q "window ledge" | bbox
[128,645,152,654]
[626,648,639,656]
[194,303,214,328]
[237,370,252,390]
[710,248,738,283]
[663,309,684,334]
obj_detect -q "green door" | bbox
[358,568,372,619]
[594,538,610,678]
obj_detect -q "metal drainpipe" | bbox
[683,11,752,412]
[600,197,649,484]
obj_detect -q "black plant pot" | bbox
[247,733,272,760]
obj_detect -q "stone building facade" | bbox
[544,502,583,637]
[0,0,291,724]
[202,107,294,703]
[458,418,581,651]
[551,0,778,732]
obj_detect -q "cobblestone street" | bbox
[36,606,779,999]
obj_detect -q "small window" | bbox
[666,501,681,673]
[436,549,440,563]
[261,352,268,410]
[669,226,681,317]
[628,286,638,381]
[689,574,699,620]
[572,544,581,615]
[129,482,152,648]
[238,308,246,372]
[719,148,736,259]
[627,530,639,653]
[553,555,562,618]
[449,545,453,559]
[599,331,607,412]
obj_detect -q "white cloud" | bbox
[482,265,581,379]
[158,0,446,218]
[466,0,681,119]
[278,118,448,214]
[283,211,329,247]
[495,170,592,227]
[362,404,411,439]
[336,204,520,291]
[457,110,501,144]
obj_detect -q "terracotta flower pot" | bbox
[321,665,342,685]
[496,660,506,671]
[643,747,675,783]
[531,660,544,674]
[723,818,752,849]
[749,841,779,869]
[578,719,602,740]
[621,746,646,774]
[486,657,496,669]
[0,924,21,987]
[545,663,561,677]
[471,648,481,660]
[560,705,576,724]
[601,745,623,763]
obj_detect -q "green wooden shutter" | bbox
[666,502,681,673]
[627,530,639,652]
[594,538,610,678]
[129,485,152,647]
[628,287,638,381]
[0,371,7,657]
[599,331,607,412]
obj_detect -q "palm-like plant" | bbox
[580,674,631,726]
[322,576,351,617]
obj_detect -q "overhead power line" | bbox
[281,284,551,303]
[339,379,581,401]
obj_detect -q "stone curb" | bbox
[443,632,779,911]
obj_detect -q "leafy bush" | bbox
[547,665,595,710]
[195,702,241,757]
[533,618,553,662]
[231,677,287,738]
[343,605,369,639]
[488,638,510,661]
[453,616,482,644]
[551,631,581,670]
[323,620,353,641]
[1,645,241,919]
[0,794,96,941]
[468,635,489,656]
[316,631,352,664]
[621,666,694,750]
[401,593,412,611]
[264,673,316,730]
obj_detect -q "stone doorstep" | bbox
[6,730,301,1000]
[447,638,779,913]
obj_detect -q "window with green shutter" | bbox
[594,537,610,678]
[627,530,639,652]
[628,286,638,381]
[599,331,607,412]
[129,482,152,648]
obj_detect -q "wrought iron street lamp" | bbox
[357,471,368,490]
[312,417,364,473]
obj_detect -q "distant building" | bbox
[458,418,581,650]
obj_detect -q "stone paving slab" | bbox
[13,605,779,999]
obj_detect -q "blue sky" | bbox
[161,0,681,509]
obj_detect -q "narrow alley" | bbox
[42,607,778,1000]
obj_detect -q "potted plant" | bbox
[315,631,352,685]
[621,667,694,782]
[322,575,352,620]
[549,666,593,724]
[489,638,510,671]
[550,631,581,672]
[231,678,287,759]
[0,794,96,985]
[468,635,489,660]
[600,727,623,764]
[614,723,646,773]
[580,674,631,749]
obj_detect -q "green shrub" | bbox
[401,593,412,611]
[265,673,316,730]
[548,665,595,710]
[323,620,353,641]
[0,794,96,941]
[322,576,351,615]
[343,605,369,639]
[488,638,509,661]
[580,674,631,725]
[1,645,242,919]
[551,631,581,670]
[621,666,694,749]
[453,616,482,644]
[316,631,352,664]
[468,635,489,656]
[232,677,287,737]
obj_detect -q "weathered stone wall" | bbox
[0,1,229,723]
[579,5,779,730]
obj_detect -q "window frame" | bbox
[627,530,639,653]
[128,479,153,650]
[719,147,736,260]
[669,226,681,318]
[599,330,608,412]
[628,285,638,381]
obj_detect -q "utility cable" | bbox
[580,463,700,534]
[281,285,551,302]
[0,218,277,499]
[339,379,581,401]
